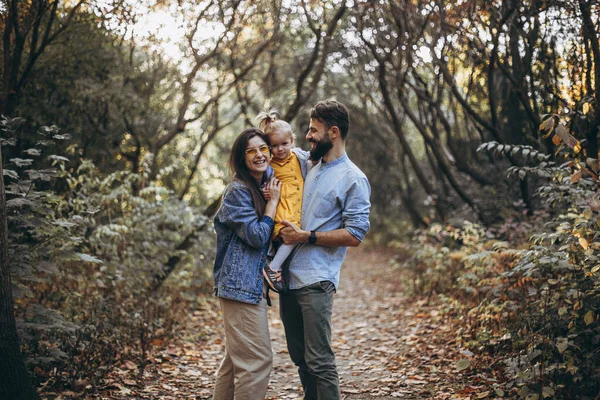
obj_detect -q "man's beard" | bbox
[309,133,333,161]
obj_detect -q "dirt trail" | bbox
[86,247,495,400]
[266,247,429,400]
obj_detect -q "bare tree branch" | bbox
[284,3,346,121]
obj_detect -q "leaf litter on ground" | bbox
[48,247,506,400]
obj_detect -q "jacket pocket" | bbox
[220,241,242,282]
[222,237,264,296]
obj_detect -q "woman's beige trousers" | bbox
[213,297,272,400]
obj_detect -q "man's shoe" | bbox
[263,265,286,293]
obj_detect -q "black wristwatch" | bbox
[308,230,317,244]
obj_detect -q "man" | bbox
[279,100,371,399]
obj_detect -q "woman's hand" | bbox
[267,177,281,203]
[263,177,281,220]
[261,182,271,200]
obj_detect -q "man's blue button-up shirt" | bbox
[287,153,371,290]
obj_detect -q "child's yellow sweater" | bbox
[271,152,304,238]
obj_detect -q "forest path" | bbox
[88,247,498,400]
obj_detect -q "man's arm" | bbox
[279,220,361,247]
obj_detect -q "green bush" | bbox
[3,118,214,390]
[397,119,600,398]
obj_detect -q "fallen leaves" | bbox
[456,359,471,371]
[58,247,507,400]
[120,360,137,371]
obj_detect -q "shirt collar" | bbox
[271,152,294,166]
[319,153,347,169]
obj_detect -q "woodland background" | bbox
[0,0,599,399]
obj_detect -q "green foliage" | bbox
[3,118,214,390]
[400,119,600,398]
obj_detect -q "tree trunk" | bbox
[374,61,446,221]
[398,92,481,216]
[0,145,40,399]
[579,0,600,158]
[398,152,428,229]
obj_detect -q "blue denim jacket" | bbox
[213,168,274,304]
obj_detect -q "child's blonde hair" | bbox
[255,109,296,141]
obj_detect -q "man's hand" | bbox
[279,220,309,244]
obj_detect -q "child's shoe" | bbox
[263,264,286,293]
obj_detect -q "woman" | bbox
[212,127,281,400]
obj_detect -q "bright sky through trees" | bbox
[113,1,223,62]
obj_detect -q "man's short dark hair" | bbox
[310,100,349,139]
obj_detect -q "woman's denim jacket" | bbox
[213,167,275,304]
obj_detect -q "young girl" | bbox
[257,110,311,293]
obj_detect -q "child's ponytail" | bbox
[256,109,280,132]
[255,108,296,141]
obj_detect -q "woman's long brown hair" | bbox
[228,128,270,218]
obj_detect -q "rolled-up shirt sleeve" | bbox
[342,175,371,242]
[218,183,274,249]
